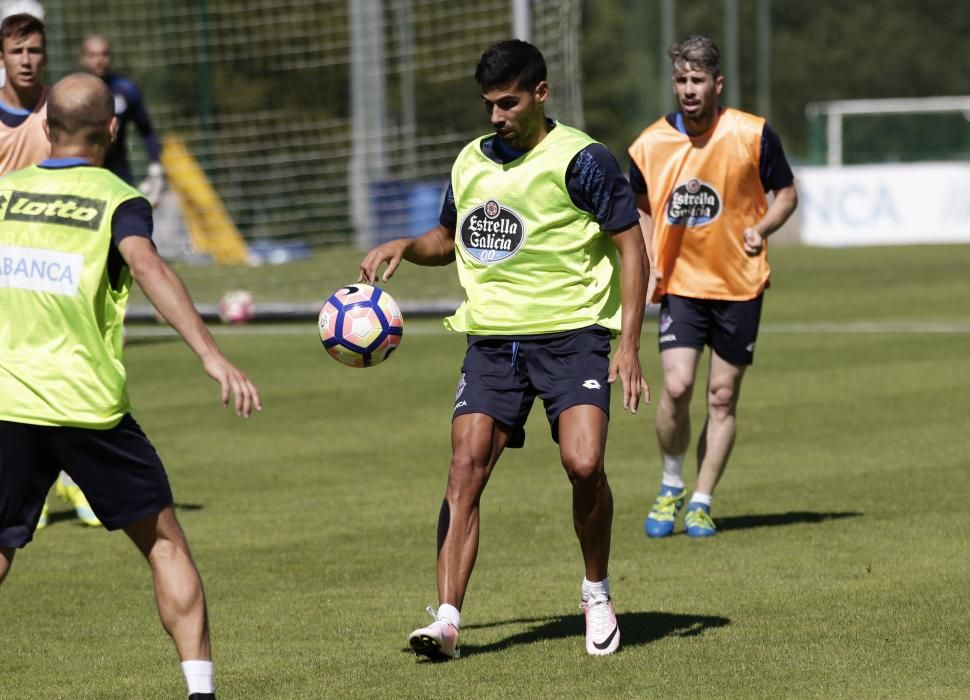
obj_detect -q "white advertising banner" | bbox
[795,163,970,246]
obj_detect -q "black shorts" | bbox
[452,326,612,448]
[658,293,764,366]
[0,414,174,548]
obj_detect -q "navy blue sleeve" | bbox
[107,197,154,289]
[566,144,640,233]
[439,183,457,230]
[118,78,162,162]
[628,160,647,196]
[760,123,795,193]
[111,196,154,245]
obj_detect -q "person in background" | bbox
[0,11,48,172]
[80,32,164,205]
[628,35,798,538]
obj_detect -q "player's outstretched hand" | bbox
[201,353,262,418]
[608,344,650,414]
[358,239,409,284]
[743,227,765,256]
[138,162,165,208]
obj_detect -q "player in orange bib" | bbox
[628,35,798,538]
[0,12,48,173]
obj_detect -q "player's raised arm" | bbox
[358,223,456,283]
[119,235,262,417]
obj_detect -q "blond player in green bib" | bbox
[0,73,261,700]
[360,40,650,660]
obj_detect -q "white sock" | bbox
[690,492,712,507]
[437,603,461,629]
[181,660,214,695]
[582,576,610,600]
[661,453,685,489]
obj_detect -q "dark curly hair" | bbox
[474,39,546,91]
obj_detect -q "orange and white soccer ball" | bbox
[218,289,255,324]
[318,284,404,367]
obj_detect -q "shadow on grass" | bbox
[123,334,180,347]
[43,510,85,527]
[174,502,204,511]
[39,502,204,530]
[407,610,729,660]
[714,511,862,532]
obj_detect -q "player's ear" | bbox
[109,115,119,143]
[714,74,725,96]
[42,118,51,144]
[534,80,549,105]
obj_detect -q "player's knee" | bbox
[663,374,694,403]
[148,535,191,566]
[707,383,738,419]
[562,449,604,483]
[446,452,491,500]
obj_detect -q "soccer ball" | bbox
[218,289,255,324]
[318,284,404,367]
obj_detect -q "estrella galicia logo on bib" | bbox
[666,178,722,227]
[458,199,525,264]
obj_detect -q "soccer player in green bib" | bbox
[0,73,262,700]
[360,40,650,659]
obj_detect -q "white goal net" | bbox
[37,0,584,252]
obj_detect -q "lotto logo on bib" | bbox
[458,199,525,264]
[666,178,722,227]
[0,191,107,231]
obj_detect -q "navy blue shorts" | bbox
[0,414,174,547]
[658,293,764,366]
[452,326,613,448]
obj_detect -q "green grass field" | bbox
[5,244,970,699]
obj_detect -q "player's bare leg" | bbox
[695,351,746,496]
[0,545,14,584]
[437,412,508,608]
[409,413,508,660]
[656,347,702,457]
[124,506,211,661]
[558,405,611,581]
[681,351,745,537]
[645,348,701,537]
[559,405,620,655]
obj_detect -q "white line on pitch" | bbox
[124,319,970,339]
[763,321,970,333]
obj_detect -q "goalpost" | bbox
[805,96,970,166]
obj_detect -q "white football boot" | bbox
[408,606,460,660]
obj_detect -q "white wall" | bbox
[795,162,970,246]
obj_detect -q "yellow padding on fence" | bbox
[161,134,249,265]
